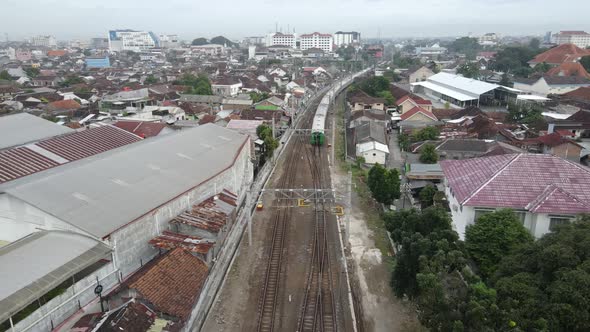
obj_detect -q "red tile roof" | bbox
[529,43,590,65]
[400,106,438,121]
[441,153,590,214]
[537,132,581,148]
[47,99,81,111]
[128,248,208,321]
[198,114,216,125]
[563,87,590,102]
[546,62,590,79]
[113,121,167,138]
[300,32,332,38]
[0,125,142,184]
[47,50,67,57]
[169,191,237,233]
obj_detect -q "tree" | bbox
[534,62,551,73]
[419,185,437,208]
[191,38,208,46]
[376,90,395,106]
[60,75,84,87]
[465,209,534,279]
[0,70,12,81]
[210,36,235,47]
[24,67,40,78]
[529,38,541,50]
[256,124,278,158]
[499,72,511,87]
[358,76,391,97]
[413,126,439,141]
[448,37,481,59]
[367,164,400,205]
[144,75,158,85]
[492,216,590,331]
[507,102,544,125]
[419,144,438,164]
[491,46,542,75]
[457,62,480,78]
[581,56,590,72]
[179,73,213,95]
[256,124,272,140]
[249,91,269,103]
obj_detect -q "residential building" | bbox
[354,121,389,164]
[441,153,590,239]
[513,75,590,96]
[396,95,433,113]
[243,36,265,45]
[553,31,590,48]
[300,32,334,53]
[478,33,499,46]
[528,43,590,66]
[399,106,439,128]
[415,43,447,57]
[30,35,57,48]
[108,29,159,52]
[537,132,583,161]
[191,44,227,56]
[31,75,62,87]
[409,66,435,83]
[15,49,32,62]
[348,90,385,112]
[265,32,297,48]
[334,31,361,47]
[212,77,243,96]
[113,121,172,138]
[546,62,590,79]
[85,55,111,68]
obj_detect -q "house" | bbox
[545,62,590,79]
[560,86,590,110]
[212,77,243,96]
[413,138,523,160]
[399,106,439,129]
[46,99,82,116]
[354,121,389,164]
[396,95,433,113]
[348,90,385,111]
[31,75,61,87]
[441,153,590,239]
[349,110,390,128]
[528,43,590,66]
[513,75,590,96]
[536,132,582,161]
[408,66,435,83]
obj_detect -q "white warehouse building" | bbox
[0,124,253,331]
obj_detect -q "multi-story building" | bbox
[158,34,180,48]
[91,37,109,49]
[243,36,265,46]
[552,31,590,48]
[30,35,57,48]
[300,32,333,53]
[478,33,499,46]
[108,29,159,52]
[265,32,297,48]
[334,31,361,47]
[85,55,111,68]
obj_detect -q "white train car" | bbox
[310,69,372,146]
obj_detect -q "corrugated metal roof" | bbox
[0,113,73,150]
[427,73,500,96]
[0,231,111,323]
[0,125,142,184]
[411,81,478,102]
[2,124,248,238]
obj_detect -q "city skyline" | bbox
[1,0,590,41]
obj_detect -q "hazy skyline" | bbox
[1,0,590,41]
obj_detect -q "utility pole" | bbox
[346,170,352,247]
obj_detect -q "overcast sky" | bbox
[1,0,590,41]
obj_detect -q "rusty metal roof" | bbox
[0,147,60,183]
[149,231,215,254]
[169,191,237,233]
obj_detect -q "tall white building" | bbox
[265,33,297,48]
[553,31,590,48]
[108,30,159,52]
[300,32,334,52]
[158,34,180,48]
[478,33,499,46]
[334,31,361,47]
[30,35,57,48]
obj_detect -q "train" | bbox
[310,69,371,146]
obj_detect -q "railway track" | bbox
[297,142,337,332]
[256,93,326,332]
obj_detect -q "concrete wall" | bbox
[0,194,92,243]
[13,262,118,332]
[109,142,253,278]
[357,147,387,164]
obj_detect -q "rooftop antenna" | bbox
[276,22,278,33]
[288,24,290,34]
